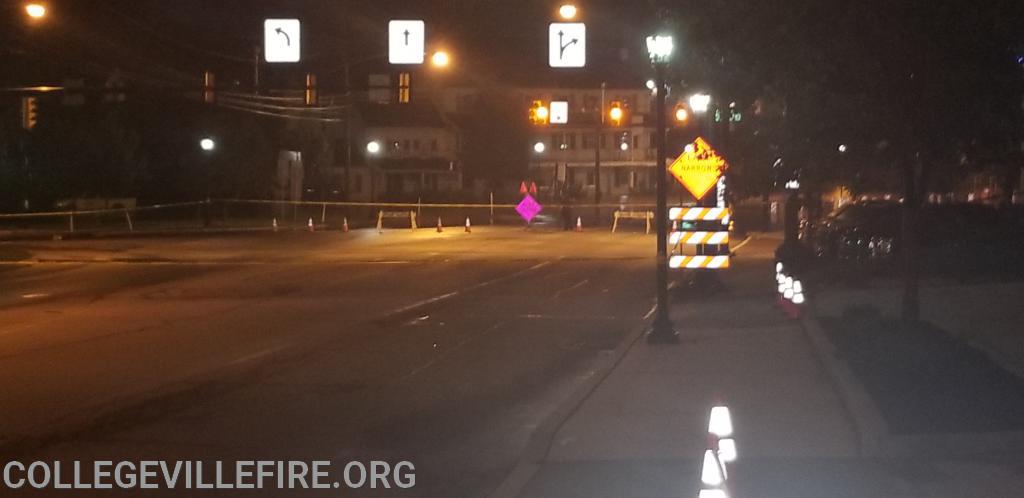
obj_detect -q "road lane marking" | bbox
[227,345,287,366]
[386,261,553,317]
[551,278,589,299]
[642,303,657,320]
[731,235,754,253]
[517,314,618,320]
[21,293,49,299]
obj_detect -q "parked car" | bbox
[808,201,1002,262]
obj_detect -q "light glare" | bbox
[700,449,724,486]
[645,35,674,62]
[558,4,577,20]
[199,138,215,151]
[366,141,381,154]
[431,50,450,68]
[533,141,546,153]
[690,93,712,113]
[708,405,734,437]
[25,3,46,19]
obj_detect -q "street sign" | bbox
[389,20,426,64]
[264,19,301,63]
[516,194,543,223]
[549,23,586,67]
[550,101,569,124]
[668,137,728,200]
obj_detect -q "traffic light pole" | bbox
[594,82,606,222]
[648,63,678,343]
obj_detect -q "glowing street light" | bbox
[645,79,656,90]
[533,141,546,154]
[675,106,690,123]
[430,50,451,68]
[645,35,674,63]
[199,137,216,152]
[366,141,381,154]
[690,93,712,114]
[25,3,46,20]
[558,4,578,20]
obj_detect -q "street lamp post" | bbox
[646,35,678,343]
[594,82,606,222]
[199,137,216,227]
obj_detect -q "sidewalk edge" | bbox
[799,312,889,457]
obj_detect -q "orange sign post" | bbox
[668,137,728,200]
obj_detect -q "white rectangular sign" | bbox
[549,23,585,68]
[389,20,425,64]
[264,19,301,63]
[550,101,569,124]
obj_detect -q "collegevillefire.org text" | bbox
[3,460,415,490]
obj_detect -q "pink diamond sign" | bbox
[516,194,542,223]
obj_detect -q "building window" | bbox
[586,172,595,185]
[413,139,421,151]
[633,135,640,150]
[568,132,577,150]
[584,95,599,112]
[553,132,570,150]
[583,132,596,149]
[353,174,364,193]
[431,139,438,151]
[649,133,656,149]
[615,169,629,186]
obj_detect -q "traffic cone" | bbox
[272,218,278,232]
[465,217,472,233]
[307,217,314,232]
[575,216,583,232]
[436,217,444,233]
[342,217,349,233]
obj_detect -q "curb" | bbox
[487,318,651,498]
[801,310,1024,458]
[799,313,887,457]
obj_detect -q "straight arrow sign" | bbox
[390,20,425,64]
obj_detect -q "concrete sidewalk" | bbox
[495,240,1024,498]
[492,239,894,497]
[508,300,879,497]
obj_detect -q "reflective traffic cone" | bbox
[342,217,349,233]
[272,218,278,232]
[465,217,472,233]
[436,217,443,233]
[307,217,314,232]
[575,216,583,232]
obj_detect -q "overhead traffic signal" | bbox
[530,100,549,125]
[304,73,318,106]
[202,71,216,104]
[21,97,38,130]
[608,101,624,126]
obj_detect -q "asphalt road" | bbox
[0,227,768,497]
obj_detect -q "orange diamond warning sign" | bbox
[668,137,728,200]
